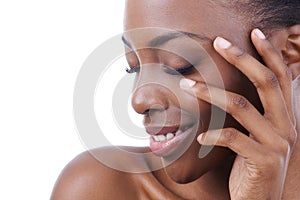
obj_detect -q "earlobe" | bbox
[283,24,300,79]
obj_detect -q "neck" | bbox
[152,156,234,199]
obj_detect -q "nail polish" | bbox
[180,79,196,88]
[197,133,204,142]
[254,28,266,40]
[214,37,232,49]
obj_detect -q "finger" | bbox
[198,128,264,161]
[213,36,292,129]
[250,29,295,125]
[180,79,283,145]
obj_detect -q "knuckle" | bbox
[259,70,279,88]
[261,43,277,57]
[228,94,249,111]
[278,67,293,87]
[221,128,238,146]
[228,47,246,65]
[234,47,246,58]
[279,66,292,80]
[260,43,291,81]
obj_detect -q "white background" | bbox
[0,1,128,199]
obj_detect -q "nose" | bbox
[130,50,171,115]
[131,83,169,115]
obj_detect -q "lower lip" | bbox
[149,126,195,157]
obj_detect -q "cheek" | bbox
[215,61,262,110]
[167,82,212,122]
[207,53,257,97]
[204,56,263,124]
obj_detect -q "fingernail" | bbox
[197,133,204,142]
[214,37,232,49]
[254,28,266,40]
[180,78,196,88]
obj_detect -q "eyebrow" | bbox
[121,31,212,49]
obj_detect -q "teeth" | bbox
[175,129,183,136]
[153,133,175,142]
[166,133,175,140]
[152,127,191,142]
[158,135,166,141]
[153,135,160,142]
[153,135,167,142]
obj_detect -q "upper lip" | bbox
[145,124,194,136]
[145,126,180,136]
[143,107,196,136]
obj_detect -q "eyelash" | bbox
[163,65,195,75]
[125,65,195,75]
[125,66,140,74]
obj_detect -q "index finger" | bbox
[213,35,292,130]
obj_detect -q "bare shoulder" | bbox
[50,146,151,200]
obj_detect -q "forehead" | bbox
[125,0,233,33]
[124,0,250,53]
[122,28,210,49]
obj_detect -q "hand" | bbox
[180,29,297,200]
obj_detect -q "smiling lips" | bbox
[152,129,183,142]
[146,124,194,156]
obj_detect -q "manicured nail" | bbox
[180,78,196,88]
[254,28,266,40]
[197,133,204,142]
[214,37,232,49]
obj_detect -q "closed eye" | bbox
[125,64,195,75]
[125,66,140,74]
[163,64,195,75]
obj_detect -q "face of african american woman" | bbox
[124,0,262,183]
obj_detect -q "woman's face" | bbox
[124,0,262,183]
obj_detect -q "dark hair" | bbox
[227,0,300,31]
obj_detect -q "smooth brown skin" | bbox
[51,0,300,199]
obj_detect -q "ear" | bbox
[282,25,300,79]
[268,24,300,80]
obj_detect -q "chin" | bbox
[163,141,234,184]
